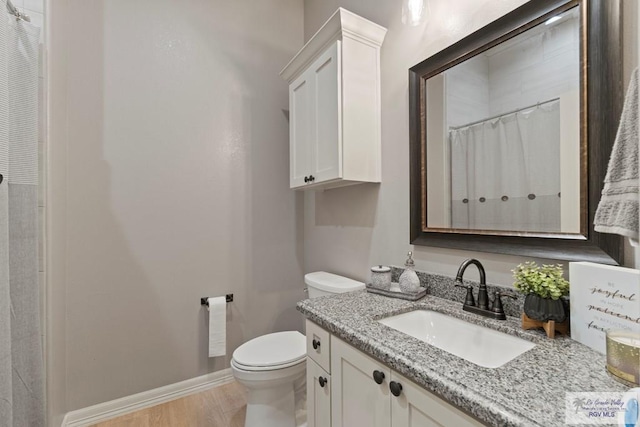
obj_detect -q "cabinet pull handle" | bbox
[304,176,309,183]
[312,339,321,350]
[372,370,385,384]
[318,376,327,388]
[389,381,403,397]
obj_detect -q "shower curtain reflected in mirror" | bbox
[450,100,561,232]
[0,2,44,425]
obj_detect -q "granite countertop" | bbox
[297,290,628,427]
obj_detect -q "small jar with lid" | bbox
[370,265,392,290]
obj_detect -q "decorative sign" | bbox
[569,262,639,355]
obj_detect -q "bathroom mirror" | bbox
[409,0,623,264]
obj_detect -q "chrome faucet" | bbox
[454,258,515,320]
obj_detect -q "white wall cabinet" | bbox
[280,8,387,190]
[289,43,341,188]
[305,327,486,427]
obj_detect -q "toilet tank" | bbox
[305,271,365,299]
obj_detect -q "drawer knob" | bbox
[389,381,403,397]
[372,370,385,384]
[312,339,321,350]
[304,176,309,183]
[318,376,327,388]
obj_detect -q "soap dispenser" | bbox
[399,251,421,293]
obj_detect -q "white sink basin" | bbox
[378,310,535,368]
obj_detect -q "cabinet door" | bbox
[331,336,391,427]
[310,41,342,184]
[289,70,313,188]
[390,372,485,427]
[307,359,331,427]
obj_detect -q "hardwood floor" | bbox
[91,381,247,427]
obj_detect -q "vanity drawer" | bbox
[307,319,331,373]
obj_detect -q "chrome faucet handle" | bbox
[455,283,475,307]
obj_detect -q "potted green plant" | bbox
[512,261,569,323]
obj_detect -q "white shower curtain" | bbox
[450,101,561,232]
[0,2,44,426]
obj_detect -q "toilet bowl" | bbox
[231,272,365,427]
[231,331,306,427]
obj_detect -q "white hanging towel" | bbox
[207,297,226,357]
[594,68,639,245]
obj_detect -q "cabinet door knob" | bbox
[372,370,385,384]
[304,176,309,183]
[389,381,403,397]
[318,376,327,388]
[312,339,321,350]
[309,175,315,182]
[0,173,3,185]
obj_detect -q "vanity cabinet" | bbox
[306,320,332,427]
[307,359,331,427]
[391,371,484,427]
[307,317,331,373]
[280,8,386,190]
[304,319,486,427]
[331,336,484,427]
[331,334,391,427]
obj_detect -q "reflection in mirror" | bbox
[410,0,623,264]
[425,7,580,234]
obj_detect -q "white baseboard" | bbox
[61,368,234,427]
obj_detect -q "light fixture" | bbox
[402,0,428,26]
[545,15,562,25]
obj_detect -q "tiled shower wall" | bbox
[445,14,579,129]
[487,13,579,116]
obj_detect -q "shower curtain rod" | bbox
[6,0,30,22]
[449,97,560,131]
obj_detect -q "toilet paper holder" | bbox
[201,294,234,307]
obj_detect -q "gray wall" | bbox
[49,0,304,415]
[302,0,639,286]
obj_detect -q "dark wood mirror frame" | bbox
[409,0,623,265]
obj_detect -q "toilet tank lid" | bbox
[304,271,365,293]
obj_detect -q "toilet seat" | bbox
[232,357,305,372]
[232,331,306,371]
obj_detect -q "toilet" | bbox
[231,272,365,427]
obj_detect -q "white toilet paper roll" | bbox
[207,296,226,357]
